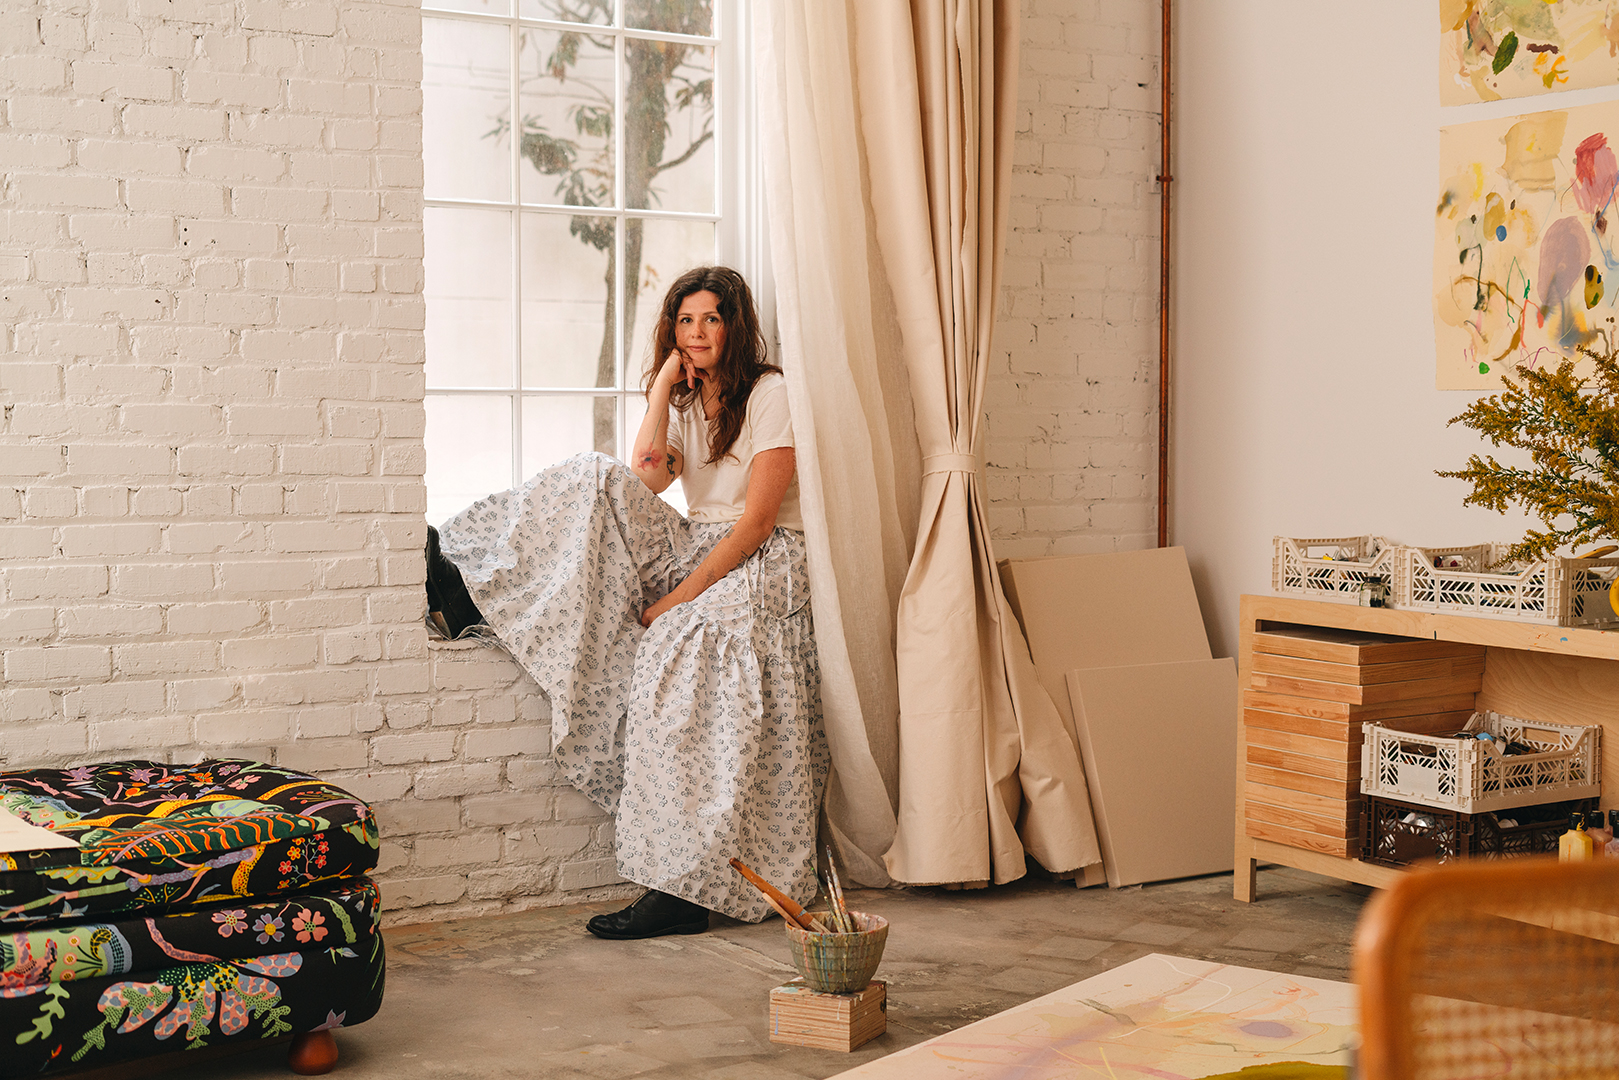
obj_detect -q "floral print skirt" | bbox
[438,453,827,922]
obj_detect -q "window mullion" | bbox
[613,23,626,429]
[509,18,524,487]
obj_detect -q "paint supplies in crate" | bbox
[1394,543,1619,627]
[1271,536,1400,606]
[1359,792,1597,868]
[1360,710,1601,815]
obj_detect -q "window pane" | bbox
[625,40,713,212]
[624,216,716,377]
[626,0,712,37]
[423,18,513,203]
[425,207,514,388]
[521,212,613,389]
[519,27,615,207]
[424,0,511,16]
[623,393,688,514]
[521,395,615,473]
[519,0,611,24]
[426,395,514,525]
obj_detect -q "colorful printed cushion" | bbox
[0,877,384,1077]
[1,761,378,929]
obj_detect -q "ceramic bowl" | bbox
[783,911,889,994]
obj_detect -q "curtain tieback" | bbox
[922,453,979,476]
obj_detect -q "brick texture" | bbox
[986,0,1162,558]
[0,0,623,927]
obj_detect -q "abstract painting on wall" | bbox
[1435,100,1619,389]
[1441,0,1619,105]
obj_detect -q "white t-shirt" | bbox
[666,371,803,532]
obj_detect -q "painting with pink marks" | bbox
[829,954,1355,1080]
[1441,0,1619,106]
[1435,102,1619,390]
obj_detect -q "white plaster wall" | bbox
[1173,1,1565,658]
[0,0,623,926]
[986,0,1164,559]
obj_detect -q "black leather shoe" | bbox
[586,890,709,940]
[425,526,486,639]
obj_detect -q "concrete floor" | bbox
[84,866,1370,1080]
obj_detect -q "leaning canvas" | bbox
[1441,0,1619,106]
[1434,100,1619,389]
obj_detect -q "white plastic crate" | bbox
[1395,543,1619,627]
[1360,710,1601,815]
[1271,535,1399,605]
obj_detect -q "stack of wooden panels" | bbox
[1244,625,1485,858]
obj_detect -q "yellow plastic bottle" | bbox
[1560,811,1596,861]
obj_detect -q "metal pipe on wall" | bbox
[1156,0,1173,548]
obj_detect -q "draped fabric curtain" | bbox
[757,0,1102,887]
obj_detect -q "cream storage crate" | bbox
[1272,536,1400,605]
[1394,543,1619,627]
[1360,710,1601,815]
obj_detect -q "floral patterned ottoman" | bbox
[1,760,385,1076]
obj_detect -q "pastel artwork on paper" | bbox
[1441,0,1619,105]
[1434,102,1619,389]
[831,954,1355,1080]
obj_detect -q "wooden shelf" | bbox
[1235,595,1619,901]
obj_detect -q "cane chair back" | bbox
[1353,857,1619,1080]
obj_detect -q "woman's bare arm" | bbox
[640,446,795,628]
[630,351,689,494]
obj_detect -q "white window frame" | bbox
[421,0,763,515]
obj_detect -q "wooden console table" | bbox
[1234,594,1619,901]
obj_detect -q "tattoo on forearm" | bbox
[666,453,675,476]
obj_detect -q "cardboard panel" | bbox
[1002,547,1211,734]
[1066,659,1236,887]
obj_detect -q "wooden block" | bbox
[1246,766,1357,800]
[1242,690,1479,722]
[1248,671,1483,705]
[1246,725,1357,760]
[1245,818,1358,858]
[1244,706,1475,741]
[1246,799,1356,839]
[1251,652,1486,686]
[1253,625,1486,665]
[1247,744,1358,782]
[1245,777,1357,817]
[769,981,887,1052]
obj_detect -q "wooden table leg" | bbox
[1233,833,1258,902]
[288,1030,338,1075]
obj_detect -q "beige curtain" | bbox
[757,0,1101,887]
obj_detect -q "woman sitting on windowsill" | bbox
[425,266,826,940]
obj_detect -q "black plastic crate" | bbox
[1360,793,1598,868]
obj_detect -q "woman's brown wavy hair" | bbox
[643,265,780,465]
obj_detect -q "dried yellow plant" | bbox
[1438,330,1619,563]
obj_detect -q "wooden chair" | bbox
[1353,857,1619,1079]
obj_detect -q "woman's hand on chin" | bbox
[641,593,678,628]
[656,349,697,391]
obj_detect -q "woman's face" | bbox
[675,290,725,377]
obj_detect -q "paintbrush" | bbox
[824,846,855,933]
[729,858,831,933]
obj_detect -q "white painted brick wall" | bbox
[0,0,624,927]
[986,0,1163,558]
